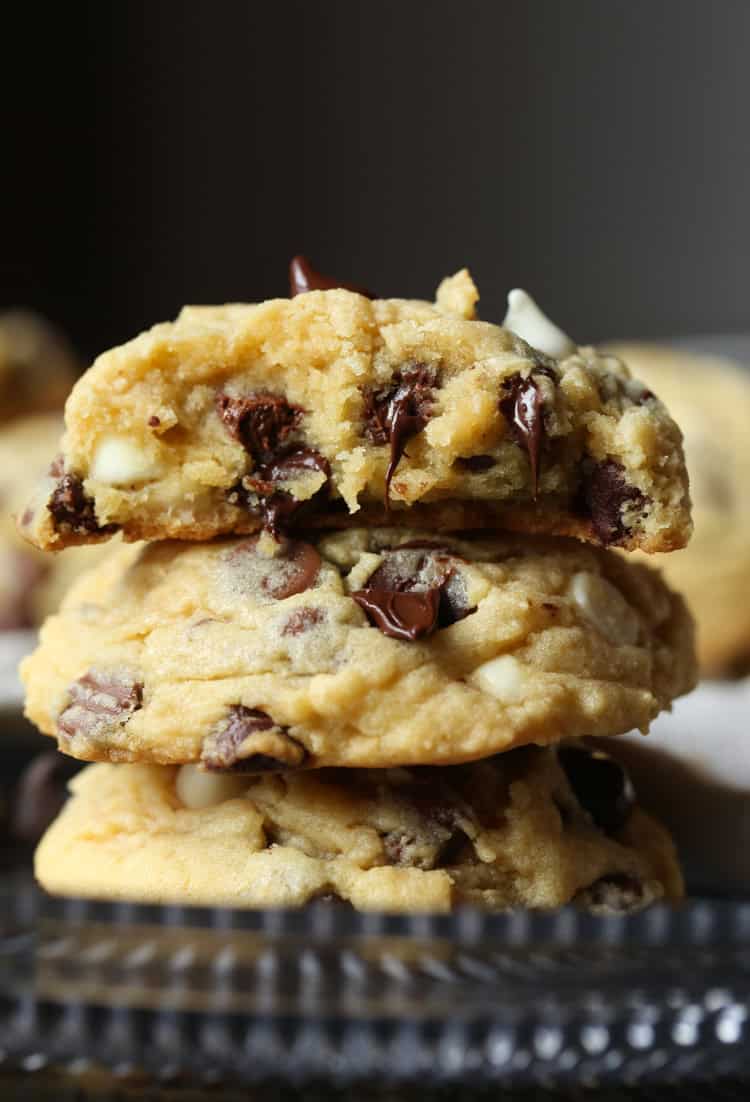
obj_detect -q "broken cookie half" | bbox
[18,270,691,553]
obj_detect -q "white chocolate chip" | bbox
[502,289,576,359]
[175,764,248,810]
[470,654,528,703]
[568,571,640,646]
[91,435,162,486]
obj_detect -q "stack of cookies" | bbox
[19,262,696,913]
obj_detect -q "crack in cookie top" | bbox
[17,268,691,553]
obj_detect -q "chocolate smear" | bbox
[362,366,437,502]
[500,373,545,496]
[289,255,374,298]
[576,459,648,546]
[202,705,307,773]
[58,670,143,744]
[558,743,635,835]
[49,474,116,536]
[216,392,302,464]
[352,545,474,641]
[282,607,325,636]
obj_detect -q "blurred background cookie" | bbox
[608,343,750,676]
[0,311,78,422]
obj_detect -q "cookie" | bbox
[35,742,683,912]
[21,528,696,769]
[0,414,111,630]
[19,271,691,553]
[608,343,750,673]
[0,310,78,421]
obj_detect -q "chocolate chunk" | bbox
[282,607,325,636]
[235,446,332,539]
[216,392,302,464]
[48,474,116,536]
[577,873,647,914]
[362,366,438,501]
[558,743,635,835]
[148,415,161,427]
[500,373,546,496]
[11,752,80,844]
[288,255,374,298]
[455,454,496,472]
[201,705,307,773]
[576,459,649,545]
[382,781,476,869]
[353,588,441,642]
[352,546,474,641]
[227,536,322,598]
[58,670,143,744]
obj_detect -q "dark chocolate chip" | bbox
[148,415,161,427]
[362,365,438,501]
[499,373,546,496]
[353,588,441,642]
[11,752,80,844]
[352,546,474,641]
[575,459,649,546]
[288,255,374,298]
[231,446,332,539]
[48,474,116,537]
[576,873,647,914]
[201,705,307,773]
[58,670,143,744]
[215,392,303,464]
[282,607,325,636]
[263,541,322,600]
[455,454,496,472]
[382,784,474,869]
[558,743,635,835]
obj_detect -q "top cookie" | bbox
[608,343,750,673]
[19,270,691,553]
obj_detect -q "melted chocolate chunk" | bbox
[558,744,635,835]
[202,705,307,773]
[362,366,438,501]
[353,588,441,642]
[500,373,546,496]
[263,541,322,600]
[11,752,80,844]
[282,607,325,636]
[455,454,496,472]
[288,255,374,298]
[352,546,474,641]
[230,447,332,539]
[49,474,116,536]
[577,873,647,914]
[58,670,143,743]
[576,459,649,546]
[216,392,302,463]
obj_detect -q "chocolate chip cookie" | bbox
[35,742,683,912]
[19,271,691,553]
[608,343,750,674]
[21,528,696,769]
[0,310,78,421]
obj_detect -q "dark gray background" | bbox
[3,0,749,360]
